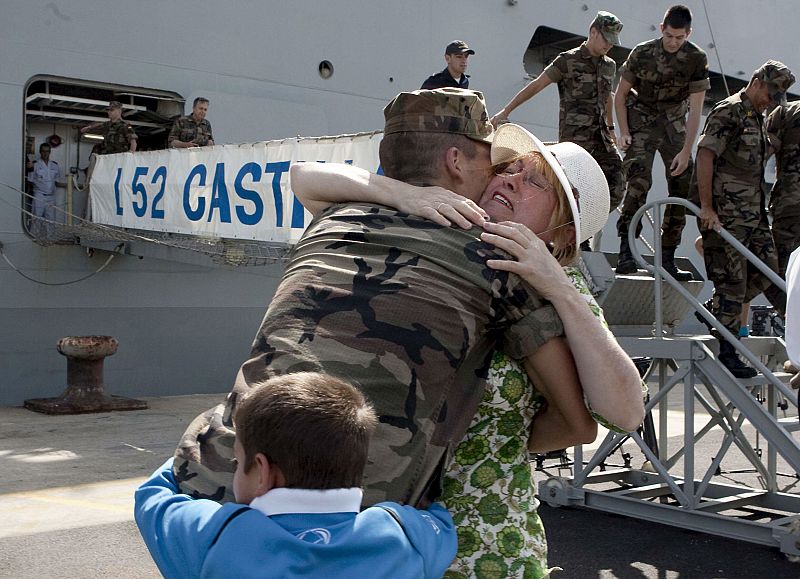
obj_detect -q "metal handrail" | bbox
[628,198,786,290]
[626,197,793,400]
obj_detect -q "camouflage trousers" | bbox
[617,123,692,247]
[701,218,785,334]
[772,213,800,278]
[581,140,624,211]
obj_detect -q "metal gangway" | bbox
[541,198,800,559]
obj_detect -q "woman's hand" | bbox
[395,185,489,229]
[480,220,571,299]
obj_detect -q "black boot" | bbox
[694,299,714,333]
[615,236,637,274]
[662,247,693,281]
[718,340,757,379]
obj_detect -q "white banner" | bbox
[90,133,382,244]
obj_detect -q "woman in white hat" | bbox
[290,123,642,578]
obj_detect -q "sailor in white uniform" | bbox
[26,142,64,235]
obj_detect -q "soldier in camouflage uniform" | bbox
[80,101,137,218]
[169,96,214,148]
[174,89,576,508]
[696,61,795,378]
[615,5,710,280]
[766,100,800,279]
[492,11,625,214]
[287,121,645,578]
[80,100,137,154]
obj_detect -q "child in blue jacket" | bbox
[135,372,456,578]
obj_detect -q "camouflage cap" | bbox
[592,11,622,45]
[383,88,493,144]
[755,60,795,105]
[445,40,475,55]
[107,100,123,110]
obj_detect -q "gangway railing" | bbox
[628,197,792,399]
[541,197,800,559]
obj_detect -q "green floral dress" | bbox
[440,267,614,579]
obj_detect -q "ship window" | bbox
[319,61,334,79]
[22,76,184,243]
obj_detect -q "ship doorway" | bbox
[22,76,184,242]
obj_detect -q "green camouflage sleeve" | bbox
[499,303,563,359]
[168,117,183,144]
[544,53,567,83]
[766,105,784,152]
[619,45,643,86]
[206,120,214,142]
[606,58,617,79]
[697,104,737,157]
[688,51,711,93]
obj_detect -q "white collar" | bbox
[248,487,363,517]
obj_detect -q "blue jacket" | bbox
[135,459,457,578]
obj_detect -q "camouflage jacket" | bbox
[621,38,710,124]
[99,119,136,154]
[175,203,564,507]
[168,115,214,146]
[545,43,616,151]
[767,101,800,218]
[697,90,769,222]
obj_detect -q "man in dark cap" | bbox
[421,40,475,89]
[492,11,625,214]
[695,60,795,378]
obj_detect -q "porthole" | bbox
[319,61,334,79]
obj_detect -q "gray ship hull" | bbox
[1,0,798,406]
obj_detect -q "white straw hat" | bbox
[490,123,610,244]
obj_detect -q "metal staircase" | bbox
[540,199,800,558]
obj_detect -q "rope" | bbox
[0,180,290,267]
[701,0,732,97]
[0,240,120,286]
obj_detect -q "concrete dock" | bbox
[0,393,798,578]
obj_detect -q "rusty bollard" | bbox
[24,336,147,414]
